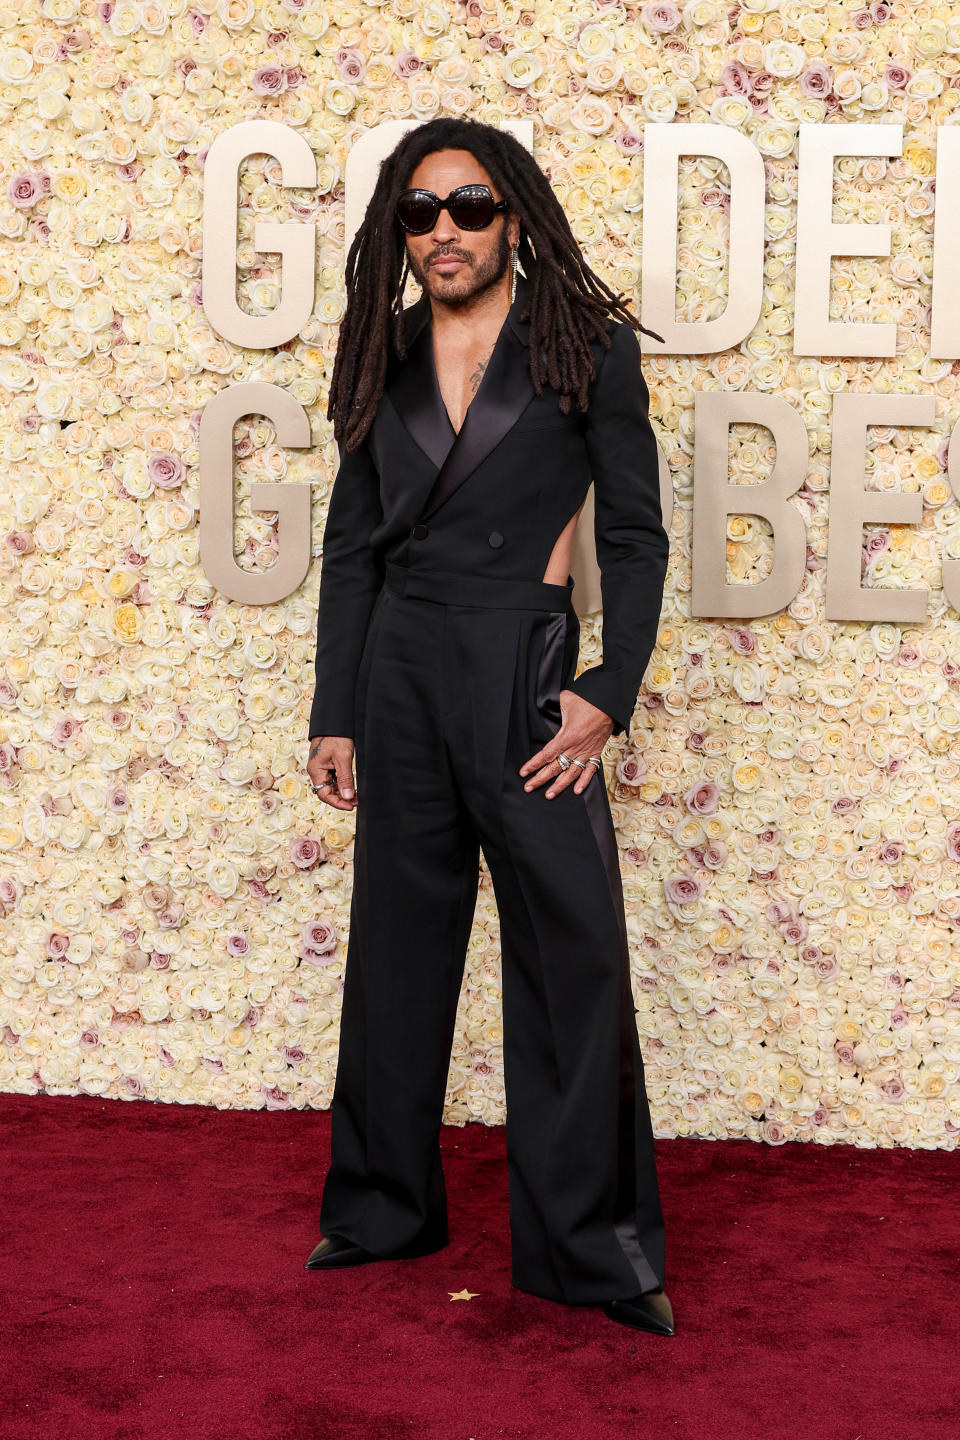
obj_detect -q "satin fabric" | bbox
[318,565,666,1305]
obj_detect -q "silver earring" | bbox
[510,245,518,303]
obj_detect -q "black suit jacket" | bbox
[309,270,669,742]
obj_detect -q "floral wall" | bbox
[1,0,958,1149]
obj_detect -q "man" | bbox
[304,117,674,1338]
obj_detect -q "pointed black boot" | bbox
[305,1228,448,1270]
[305,1234,379,1269]
[603,1287,676,1336]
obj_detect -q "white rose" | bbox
[0,48,33,84]
[502,50,543,89]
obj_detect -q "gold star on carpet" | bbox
[448,1288,479,1301]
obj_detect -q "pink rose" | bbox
[261,1083,292,1110]
[720,61,752,97]
[337,48,366,82]
[702,839,727,869]
[226,933,250,956]
[663,871,705,904]
[641,1,681,33]
[50,717,81,748]
[395,49,421,79]
[148,451,185,490]
[301,918,337,952]
[251,65,287,97]
[6,530,34,554]
[800,61,834,97]
[813,953,840,982]
[615,751,646,786]
[290,835,325,870]
[862,533,888,565]
[683,780,719,815]
[945,822,960,863]
[7,171,44,209]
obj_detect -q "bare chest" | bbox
[432,335,497,436]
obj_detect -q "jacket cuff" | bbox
[569,668,634,740]
[308,696,355,742]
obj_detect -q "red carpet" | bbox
[1,1093,957,1440]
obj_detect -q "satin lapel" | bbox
[383,295,452,472]
[385,272,535,522]
[419,303,535,523]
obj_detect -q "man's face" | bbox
[401,148,519,306]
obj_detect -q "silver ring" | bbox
[571,758,587,769]
[587,756,603,767]
[556,753,571,770]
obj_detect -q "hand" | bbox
[519,690,614,799]
[307,735,357,810]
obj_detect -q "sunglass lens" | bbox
[449,191,494,228]
[397,194,437,233]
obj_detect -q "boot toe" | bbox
[305,1234,376,1269]
[603,1287,676,1336]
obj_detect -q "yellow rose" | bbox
[111,604,143,646]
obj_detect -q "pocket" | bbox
[533,610,568,739]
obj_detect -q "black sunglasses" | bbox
[395,184,508,235]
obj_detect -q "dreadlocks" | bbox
[327,117,665,453]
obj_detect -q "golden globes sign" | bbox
[198,118,960,624]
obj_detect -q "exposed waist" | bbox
[384,562,574,614]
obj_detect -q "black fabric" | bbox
[317,575,667,1305]
[309,270,669,741]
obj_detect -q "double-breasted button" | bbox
[411,523,429,540]
[487,531,504,549]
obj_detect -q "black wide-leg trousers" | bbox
[318,561,666,1304]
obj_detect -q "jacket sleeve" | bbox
[308,435,384,740]
[569,319,669,741]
